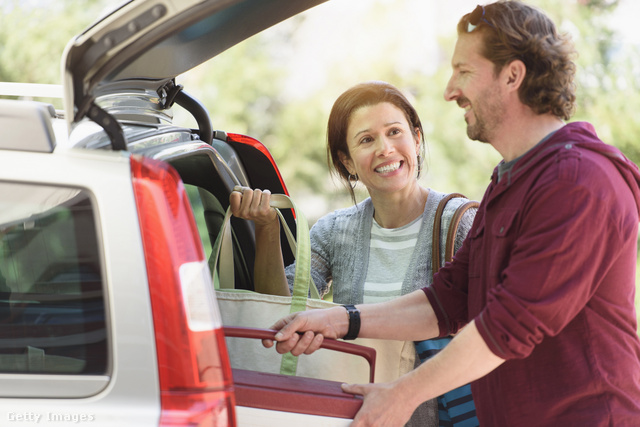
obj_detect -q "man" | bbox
[265,1,640,425]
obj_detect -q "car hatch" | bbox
[62,0,328,146]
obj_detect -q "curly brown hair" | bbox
[457,1,577,120]
[326,81,425,204]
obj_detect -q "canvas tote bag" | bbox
[213,191,415,384]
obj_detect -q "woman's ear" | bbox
[414,128,422,153]
[338,150,354,175]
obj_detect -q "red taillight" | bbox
[130,155,236,426]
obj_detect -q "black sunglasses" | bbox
[467,5,495,32]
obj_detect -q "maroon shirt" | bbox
[425,122,640,426]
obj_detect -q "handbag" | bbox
[213,191,416,384]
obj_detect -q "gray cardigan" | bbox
[285,189,476,303]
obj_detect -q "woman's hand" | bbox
[229,186,278,226]
[228,186,290,295]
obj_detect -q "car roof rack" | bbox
[0,99,57,153]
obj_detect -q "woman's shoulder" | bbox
[314,198,372,227]
[428,189,476,212]
[425,189,477,231]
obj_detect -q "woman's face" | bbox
[341,102,421,198]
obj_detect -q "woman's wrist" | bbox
[253,214,281,242]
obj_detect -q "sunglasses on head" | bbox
[467,5,495,32]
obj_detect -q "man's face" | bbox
[444,32,506,143]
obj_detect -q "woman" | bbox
[230,81,477,427]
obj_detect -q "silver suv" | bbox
[0,0,369,425]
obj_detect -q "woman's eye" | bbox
[360,136,373,144]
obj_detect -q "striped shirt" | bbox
[363,216,422,304]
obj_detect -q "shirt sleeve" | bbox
[425,234,473,337]
[476,176,629,360]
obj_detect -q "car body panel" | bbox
[236,406,352,426]
[0,148,161,424]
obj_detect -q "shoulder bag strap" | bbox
[432,193,466,275]
[444,200,479,264]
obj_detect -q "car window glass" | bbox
[0,183,107,375]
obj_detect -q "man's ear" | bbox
[504,59,526,92]
[338,150,354,175]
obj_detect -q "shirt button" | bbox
[500,226,505,233]
[565,144,572,149]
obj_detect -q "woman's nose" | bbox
[375,136,393,156]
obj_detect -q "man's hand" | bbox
[262,306,349,355]
[341,381,415,427]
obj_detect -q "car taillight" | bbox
[130,155,236,427]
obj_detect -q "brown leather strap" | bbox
[444,200,479,263]
[432,193,466,274]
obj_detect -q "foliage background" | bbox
[1,0,639,329]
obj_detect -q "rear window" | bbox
[0,182,107,375]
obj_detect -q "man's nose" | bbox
[444,76,459,102]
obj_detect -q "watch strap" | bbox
[342,304,361,340]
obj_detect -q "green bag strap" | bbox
[211,191,319,375]
[270,194,312,376]
[211,206,234,289]
[212,193,319,299]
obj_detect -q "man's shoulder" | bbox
[519,122,607,176]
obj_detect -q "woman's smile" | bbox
[375,160,402,174]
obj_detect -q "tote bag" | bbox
[213,191,415,384]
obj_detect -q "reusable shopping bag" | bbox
[214,192,415,384]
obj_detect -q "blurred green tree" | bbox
[0,0,110,84]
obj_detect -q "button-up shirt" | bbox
[425,121,640,426]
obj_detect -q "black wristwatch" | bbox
[342,304,361,340]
